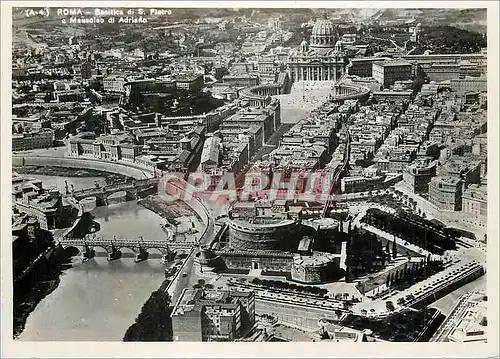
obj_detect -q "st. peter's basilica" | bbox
[288,13,346,82]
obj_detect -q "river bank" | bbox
[14,270,60,339]
[13,165,130,185]
[13,246,69,339]
[139,196,201,222]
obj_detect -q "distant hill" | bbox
[368,8,486,34]
[10,6,488,50]
[371,8,425,21]
[12,29,39,46]
[417,25,487,54]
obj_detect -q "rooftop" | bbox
[432,176,462,186]
[374,60,412,67]
[293,251,338,266]
[171,288,251,317]
[200,136,221,165]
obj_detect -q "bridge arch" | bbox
[59,238,178,262]
[146,247,170,256]
[63,245,81,257]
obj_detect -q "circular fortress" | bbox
[227,200,302,251]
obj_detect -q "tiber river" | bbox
[18,175,168,341]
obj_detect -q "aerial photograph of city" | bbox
[6,3,492,347]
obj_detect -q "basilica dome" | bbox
[310,12,336,48]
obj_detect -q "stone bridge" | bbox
[70,178,160,205]
[59,235,195,262]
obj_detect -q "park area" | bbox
[139,196,199,220]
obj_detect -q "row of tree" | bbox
[251,278,328,296]
[345,229,388,281]
[364,208,456,254]
[385,239,398,260]
[385,257,444,291]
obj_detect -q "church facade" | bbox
[288,13,346,82]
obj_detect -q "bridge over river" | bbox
[69,178,160,205]
[59,235,195,262]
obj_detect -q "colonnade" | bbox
[333,85,355,97]
[291,64,344,82]
[254,86,280,96]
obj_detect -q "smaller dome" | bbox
[334,39,344,53]
[299,39,309,53]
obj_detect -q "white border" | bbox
[1,1,498,357]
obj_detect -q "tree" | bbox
[403,264,409,282]
[394,270,400,287]
[419,25,487,54]
[320,329,331,340]
[410,266,417,284]
[252,278,262,285]
[123,290,172,341]
[386,301,395,312]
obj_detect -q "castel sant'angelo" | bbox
[195,198,350,284]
